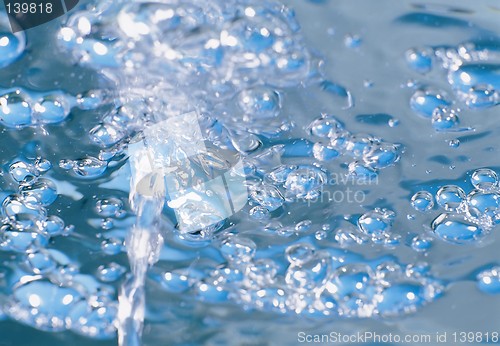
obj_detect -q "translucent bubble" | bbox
[101,238,123,255]
[448,139,460,148]
[363,142,400,169]
[237,86,281,118]
[249,206,270,220]
[0,22,26,68]
[357,208,395,238]
[347,161,378,180]
[405,47,433,74]
[435,185,466,211]
[410,191,434,212]
[1,195,47,231]
[470,168,498,191]
[285,251,332,291]
[219,236,256,263]
[410,88,450,118]
[285,243,315,265]
[334,227,367,247]
[9,161,39,184]
[69,157,108,179]
[95,198,124,218]
[376,282,425,317]
[156,270,191,293]
[96,262,126,282]
[312,142,339,161]
[68,298,118,339]
[76,90,107,110]
[33,94,71,124]
[43,215,66,237]
[295,219,312,232]
[6,280,82,331]
[331,264,376,317]
[344,34,361,48]
[0,224,49,253]
[247,259,279,286]
[24,250,57,275]
[307,115,343,138]
[463,84,499,109]
[411,235,433,252]
[249,183,284,211]
[431,106,459,131]
[466,189,500,220]
[35,158,53,172]
[345,135,373,157]
[284,166,327,200]
[476,266,500,294]
[448,64,500,96]
[0,90,32,128]
[20,178,58,207]
[431,213,483,244]
[89,123,127,147]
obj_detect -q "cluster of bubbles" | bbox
[410,168,500,244]
[0,88,104,129]
[152,235,443,317]
[406,42,500,131]
[0,158,118,338]
[307,115,402,179]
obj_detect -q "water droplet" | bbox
[357,208,395,239]
[405,47,433,73]
[219,236,256,263]
[411,235,433,252]
[431,106,459,131]
[237,86,281,118]
[448,138,460,148]
[470,168,498,191]
[0,90,32,128]
[477,266,500,294]
[435,185,466,211]
[431,213,483,244]
[95,198,124,218]
[0,23,26,68]
[285,243,315,265]
[410,191,434,212]
[9,161,39,184]
[284,166,327,200]
[410,88,450,118]
[249,183,284,211]
[20,178,58,207]
[96,262,126,282]
[34,94,71,124]
[69,157,108,179]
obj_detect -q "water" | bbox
[0,0,500,345]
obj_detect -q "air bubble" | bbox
[410,191,434,212]
[431,106,459,131]
[435,185,465,211]
[470,168,498,191]
[431,213,483,244]
[405,47,433,74]
[0,90,32,128]
[219,236,256,263]
[96,198,124,218]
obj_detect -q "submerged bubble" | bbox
[435,185,466,211]
[96,262,126,282]
[20,179,58,207]
[249,183,284,211]
[431,106,459,131]
[219,236,256,263]
[405,47,433,74]
[357,208,395,239]
[466,189,500,221]
[237,86,281,118]
[68,157,108,179]
[470,168,498,191]
[95,198,124,218]
[431,213,484,244]
[307,115,343,138]
[410,88,450,118]
[284,166,327,200]
[0,22,26,68]
[477,266,500,294]
[285,243,315,265]
[411,235,433,252]
[6,280,82,332]
[462,84,499,109]
[411,191,434,212]
[9,161,39,184]
[0,91,32,128]
[33,94,71,124]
